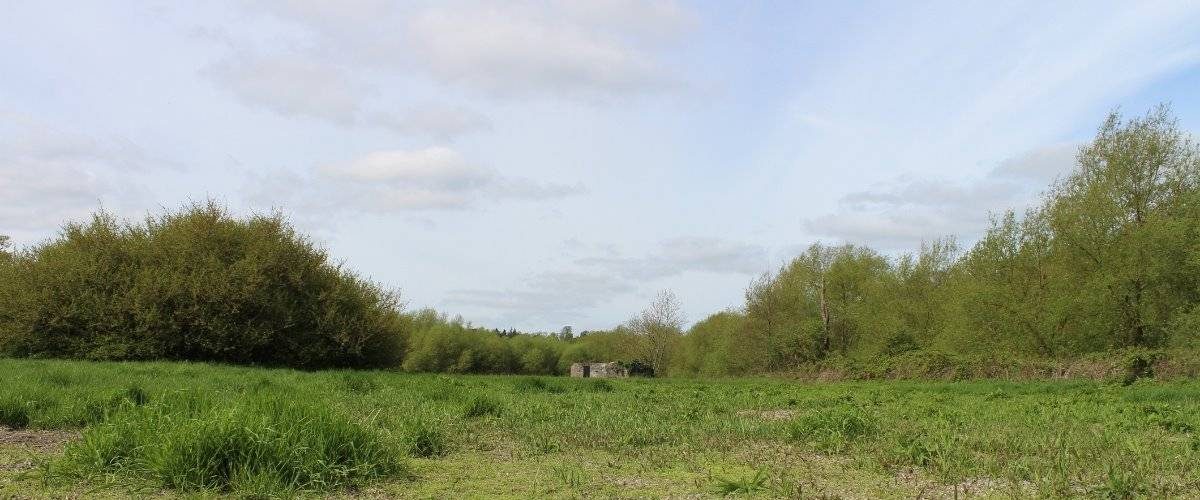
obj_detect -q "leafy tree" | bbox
[673,311,749,376]
[626,290,684,376]
[1041,105,1200,349]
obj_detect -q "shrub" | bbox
[0,202,405,369]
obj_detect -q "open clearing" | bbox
[2,359,1199,498]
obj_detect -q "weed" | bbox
[713,468,768,495]
[1094,463,1148,499]
[551,464,589,488]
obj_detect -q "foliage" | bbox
[624,290,685,376]
[673,104,1200,376]
[0,202,405,369]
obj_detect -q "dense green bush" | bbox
[0,202,405,369]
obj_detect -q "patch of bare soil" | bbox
[895,467,1034,499]
[0,426,79,454]
[736,409,799,421]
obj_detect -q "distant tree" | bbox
[673,310,749,376]
[560,325,573,340]
[626,290,684,376]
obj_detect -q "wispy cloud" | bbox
[0,111,163,236]
[444,236,765,326]
[805,143,1079,249]
[248,146,584,214]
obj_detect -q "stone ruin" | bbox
[569,362,628,378]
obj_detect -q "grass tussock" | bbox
[56,394,406,495]
[462,395,503,418]
[0,397,31,429]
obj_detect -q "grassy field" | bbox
[1,359,1199,498]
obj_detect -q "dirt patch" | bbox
[736,409,799,421]
[0,426,79,454]
[894,467,1034,499]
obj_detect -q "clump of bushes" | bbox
[58,394,406,495]
[0,202,404,369]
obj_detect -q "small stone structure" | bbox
[570,362,628,378]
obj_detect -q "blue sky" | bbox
[3,1,1200,331]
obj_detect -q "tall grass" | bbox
[3,358,1200,496]
[57,393,406,495]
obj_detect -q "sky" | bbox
[3,1,1200,332]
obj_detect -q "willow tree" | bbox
[1042,105,1200,349]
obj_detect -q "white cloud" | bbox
[206,51,493,139]
[443,236,765,327]
[445,270,634,326]
[229,0,692,101]
[576,237,768,279]
[249,146,583,214]
[365,104,492,140]
[805,143,1079,250]
[0,112,156,236]
[204,52,369,125]
[321,147,485,186]
[406,2,686,98]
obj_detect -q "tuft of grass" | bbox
[56,394,407,495]
[788,404,878,451]
[462,395,503,418]
[583,379,614,392]
[402,418,449,458]
[713,468,769,495]
[1094,463,1148,499]
[122,385,149,407]
[341,372,381,394]
[551,464,589,488]
[0,397,31,429]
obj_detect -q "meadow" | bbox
[1,359,1198,498]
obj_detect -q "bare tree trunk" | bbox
[819,276,830,356]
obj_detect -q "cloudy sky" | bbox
[3,1,1200,331]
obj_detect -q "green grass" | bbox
[2,359,1200,497]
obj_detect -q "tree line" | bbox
[668,104,1200,376]
[1,105,1196,376]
